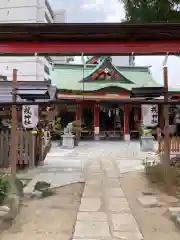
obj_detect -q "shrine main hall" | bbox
[51,56,180,140]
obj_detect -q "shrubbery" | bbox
[143,158,180,195]
[0,174,11,204]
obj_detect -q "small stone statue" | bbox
[67,122,73,134]
[63,127,68,135]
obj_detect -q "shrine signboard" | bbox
[22,105,39,129]
[142,104,158,127]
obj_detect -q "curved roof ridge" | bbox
[53,63,95,68]
[116,65,150,70]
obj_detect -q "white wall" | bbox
[0,57,45,81]
[0,0,46,23]
[0,0,39,7]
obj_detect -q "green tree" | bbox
[118,0,180,23]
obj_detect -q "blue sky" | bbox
[50,0,180,88]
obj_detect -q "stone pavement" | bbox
[23,141,84,194]
[23,140,159,239]
[72,141,149,240]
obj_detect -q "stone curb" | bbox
[23,181,85,199]
[167,207,180,228]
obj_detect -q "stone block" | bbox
[74,221,110,238]
[137,196,161,208]
[168,208,180,229]
[83,186,103,197]
[141,135,154,152]
[113,231,144,240]
[79,198,101,212]
[105,179,120,188]
[62,134,75,149]
[111,213,139,232]
[177,215,180,228]
[108,197,130,212]
[105,171,118,178]
[167,207,180,221]
[160,195,179,205]
[105,188,125,197]
[77,212,107,222]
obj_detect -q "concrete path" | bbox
[23,140,158,239]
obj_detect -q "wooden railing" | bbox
[0,129,35,168]
[0,129,51,168]
[41,130,51,160]
[158,136,180,154]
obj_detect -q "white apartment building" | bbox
[0,0,67,81]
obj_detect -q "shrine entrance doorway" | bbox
[99,104,124,139]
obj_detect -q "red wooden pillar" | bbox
[76,104,81,122]
[124,104,130,140]
[94,103,100,140]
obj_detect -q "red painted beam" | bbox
[1,41,180,55]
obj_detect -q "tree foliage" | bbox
[118,0,180,23]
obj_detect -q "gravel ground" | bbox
[0,183,84,240]
[120,170,180,240]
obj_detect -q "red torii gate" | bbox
[3,22,179,175]
[0,23,180,55]
[0,41,180,54]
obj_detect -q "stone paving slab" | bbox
[79,198,102,212]
[105,171,119,178]
[111,213,140,232]
[113,231,144,240]
[107,197,131,212]
[73,239,111,240]
[74,221,111,238]
[105,188,125,197]
[83,185,103,197]
[85,179,103,185]
[137,196,162,208]
[77,212,108,222]
[104,179,120,188]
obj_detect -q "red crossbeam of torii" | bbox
[0,41,180,54]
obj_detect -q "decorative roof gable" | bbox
[81,57,134,84]
[85,56,104,64]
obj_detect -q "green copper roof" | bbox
[82,57,134,84]
[116,66,158,86]
[51,57,160,92]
